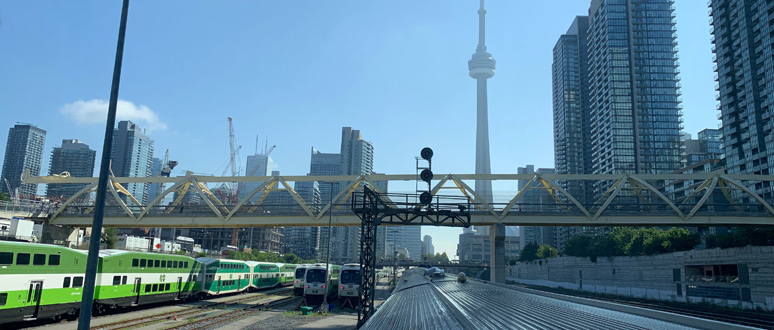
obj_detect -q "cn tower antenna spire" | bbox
[477,0,486,53]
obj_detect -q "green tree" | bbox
[664,228,700,252]
[536,245,558,259]
[101,228,118,249]
[563,235,593,257]
[196,252,207,258]
[398,252,407,260]
[0,192,9,202]
[282,253,303,264]
[518,242,539,262]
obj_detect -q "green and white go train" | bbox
[0,241,297,325]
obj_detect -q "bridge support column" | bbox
[489,223,505,283]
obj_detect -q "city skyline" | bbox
[0,1,719,257]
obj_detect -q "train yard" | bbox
[15,288,345,330]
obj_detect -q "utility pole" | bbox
[77,1,130,328]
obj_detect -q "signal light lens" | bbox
[420,192,433,205]
[341,286,344,290]
[306,285,309,288]
[420,169,433,182]
[421,147,433,160]
[322,285,326,289]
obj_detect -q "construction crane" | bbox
[226,117,243,247]
[227,117,240,198]
[151,149,177,250]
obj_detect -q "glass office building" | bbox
[587,0,683,184]
[710,0,774,201]
[553,16,593,204]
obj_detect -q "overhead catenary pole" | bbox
[77,0,130,329]
[322,182,333,312]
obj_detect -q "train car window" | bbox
[0,252,12,265]
[122,276,127,285]
[165,283,170,291]
[132,258,139,267]
[184,262,189,268]
[193,275,198,282]
[63,277,71,288]
[145,284,151,293]
[113,276,121,285]
[147,259,153,267]
[140,259,147,267]
[152,284,158,292]
[16,253,30,265]
[173,261,178,268]
[49,255,60,266]
[154,260,160,268]
[73,277,84,288]
[161,260,166,268]
[33,254,46,265]
[0,293,6,306]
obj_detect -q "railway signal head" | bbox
[420,192,433,205]
[421,147,433,161]
[420,169,433,183]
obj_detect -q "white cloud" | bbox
[61,99,168,131]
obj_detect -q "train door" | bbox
[216,276,221,294]
[176,277,183,299]
[132,278,142,305]
[23,281,43,320]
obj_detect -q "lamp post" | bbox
[321,182,333,312]
[77,1,130,328]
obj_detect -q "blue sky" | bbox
[0,1,718,258]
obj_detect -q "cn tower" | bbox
[468,0,495,213]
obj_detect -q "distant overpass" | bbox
[21,172,774,227]
[375,261,487,269]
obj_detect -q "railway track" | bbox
[165,295,302,330]
[90,287,293,330]
[515,284,774,330]
[600,298,774,330]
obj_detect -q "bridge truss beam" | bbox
[22,172,774,227]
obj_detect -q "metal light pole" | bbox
[392,234,397,285]
[77,1,130,328]
[321,182,333,312]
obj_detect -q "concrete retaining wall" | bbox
[506,246,774,311]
